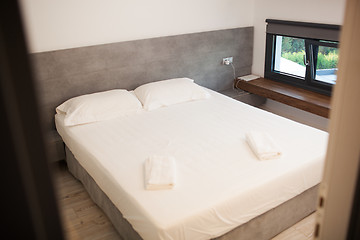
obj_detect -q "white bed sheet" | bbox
[55,89,328,240]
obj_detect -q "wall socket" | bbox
[222,57,233,65]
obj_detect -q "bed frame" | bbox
[33,27,318,239]
[65,146,318,240]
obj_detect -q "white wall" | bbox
[19,0,255,53]
[20,0,347,68]
[251,0,346,76]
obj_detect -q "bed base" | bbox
[65,146,319,240]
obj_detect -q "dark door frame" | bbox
[0,1,64,239]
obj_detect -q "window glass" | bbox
[264,19,340,95]
[274,36,305,78]
[314,45,339,85]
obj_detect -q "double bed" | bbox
[55,78,328,240]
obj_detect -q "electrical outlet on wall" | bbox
[222,57,233,65]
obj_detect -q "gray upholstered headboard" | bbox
[30,27,253,133]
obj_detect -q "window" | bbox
[273,36,306,78]
[265,19,340,96]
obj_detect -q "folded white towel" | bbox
[145,156,176,190]
[246,131,282,160]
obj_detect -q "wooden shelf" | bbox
[235,78,331,118]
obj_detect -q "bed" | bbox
[55,78,328,240]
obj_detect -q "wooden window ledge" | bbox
[235,78,331,118]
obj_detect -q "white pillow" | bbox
[134,78,210,111]
[56,89,142,126]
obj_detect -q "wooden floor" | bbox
[52,160,316,240]
[53,161,121,240]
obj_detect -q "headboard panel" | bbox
[30,27,253,132]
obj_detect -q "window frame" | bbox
[264,19,340,96]
[307,39,339,88]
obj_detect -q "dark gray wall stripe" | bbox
[30,27,254,132]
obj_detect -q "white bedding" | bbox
[55,89,328,240]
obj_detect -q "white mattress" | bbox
[55,89,328,240]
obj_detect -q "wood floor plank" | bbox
[53,161,122,240]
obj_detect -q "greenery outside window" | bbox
[265,19,340,96]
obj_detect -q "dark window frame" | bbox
[264,19,341,96]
